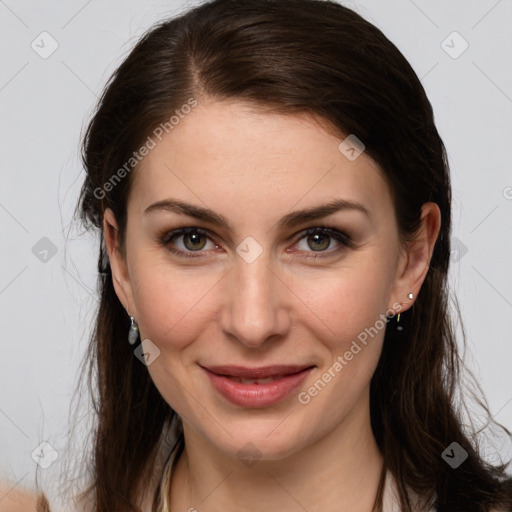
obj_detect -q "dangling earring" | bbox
[396,293,414,332]
[128,316,139,345]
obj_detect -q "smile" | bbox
[200,365,315,408]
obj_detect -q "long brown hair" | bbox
[45,0,512,510]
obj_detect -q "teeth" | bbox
[227,376,279,384]
[240,378,257,384]
[255,377,275,384]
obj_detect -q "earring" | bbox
[128,316,140,345]
[396,293,414,332]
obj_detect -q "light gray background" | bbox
[1,0,511,494]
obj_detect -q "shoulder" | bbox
[0,480,41,512]
[0,480,87,512]
[0,480,93,512]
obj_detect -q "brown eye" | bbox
[306,232,331,251]
[161,227,217,258]
[182,231,207,251]
[160,225,352,260]
[294,227,352,257]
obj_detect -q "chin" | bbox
[203,419,314,463]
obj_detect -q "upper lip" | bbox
[201,364,314,379]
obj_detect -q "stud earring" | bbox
[128,316,139,345]
[396,293,414,332]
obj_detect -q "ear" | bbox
[103,208,137,317]
[389,202,441,313]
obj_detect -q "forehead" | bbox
[130,100,391,222]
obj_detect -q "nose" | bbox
[218,251,291,349]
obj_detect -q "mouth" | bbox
[222,375,287,384]
[200,364,315,408]
[201,364,315,382]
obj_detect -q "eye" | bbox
[160,227,218,258]
[290,227,353,259]
[159,226,353,260]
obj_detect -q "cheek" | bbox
[129,260,219,349]
[301,262,390,339]
[300,264,391,386]
[128,265,215,415]
[130,242,393,352]
[297,281,387,415]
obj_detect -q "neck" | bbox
[170,392,384,512]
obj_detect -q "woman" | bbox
[21,0,512,510]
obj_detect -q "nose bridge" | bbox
[220,245,289,347]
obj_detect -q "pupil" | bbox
[310,234,329,251]
[185,232,205,250]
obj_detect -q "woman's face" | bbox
[104,99,431,461]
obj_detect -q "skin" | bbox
[104,98,441,512]
[0,482,42,512]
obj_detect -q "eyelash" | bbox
[158,225,353,260]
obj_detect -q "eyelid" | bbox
[160,227,219,256]
[159,225,353,259]
[299,226,353,247]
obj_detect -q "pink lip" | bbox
[201,365,314,408]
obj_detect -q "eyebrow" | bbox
[143,198,371,230]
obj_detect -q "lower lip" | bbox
[202,366,314,408]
